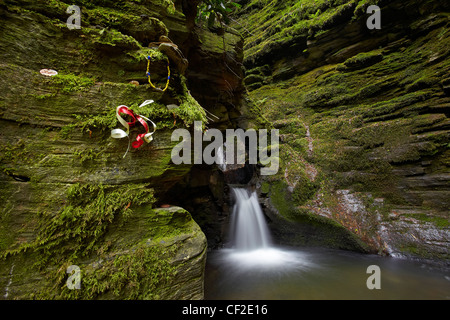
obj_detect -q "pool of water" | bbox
[205,247,450,300]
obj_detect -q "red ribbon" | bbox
[116,106,150,149]
[133,116,150,149]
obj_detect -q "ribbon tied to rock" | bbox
[111,100,156,158]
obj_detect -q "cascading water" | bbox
[205,185,450,299]
[229,188,272,250]
[216,145,227,172]
[224,187,308,269]
[206,171,450,299]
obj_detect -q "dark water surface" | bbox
[205,247,450,300]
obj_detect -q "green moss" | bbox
[236,0,376,64]
[174,93,208,128]
[71,109,118,133]
[171,76,208,127]
[0,182,204,299]
[73,148,106,164]
[268,180,301,222]
[245,97,272,129]
[127,48,167,64]
[268,178,320,223]
[0,139,46,175]
[0,203,15,251]
[260,181,271,194]
[87,27,141,49]
[0,0,212,300]
[84,6,140,27]
[1,183,156,266]
[292,175,320,206]
[406,74,441,92]
[403,214,450,229]
[342,50,384,70]
[34,93,57,100]
[398,244,420,256]
[59,74,207,136]
[246,64,271,77]
[50,244,177,300]
[353,0,380,17]
[252,46,446,203]
[128,102,176,130]
[0,140,28,165]
[361,90,432,121]
[50,73,96,94]
[238,0,450,259]
[396,241,449,260]
[264,178,369,251]
[273,118,306,136]
[130,82,208,129]
[244,74,265,85]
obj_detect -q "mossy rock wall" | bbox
[0,0,245,299]
[236,0,450,260]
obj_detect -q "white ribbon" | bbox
[111,105,132,158]
[139,100,154,108]
[111,100,156,158]
[138,100,156,144]
[139,115,157,143]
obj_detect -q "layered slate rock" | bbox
[236,0,450,260]
[0,0,243,299]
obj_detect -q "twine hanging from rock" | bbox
[111,100,156,158]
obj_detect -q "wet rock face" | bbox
[0,0,244,299]
[236,0,450,260]
[379,208,450,260]
[184,28,246,131]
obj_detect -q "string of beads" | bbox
[147,56,170,92]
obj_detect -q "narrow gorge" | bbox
[0,0,448,300]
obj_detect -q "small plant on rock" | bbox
[196,0,241,28]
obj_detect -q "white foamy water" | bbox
[205,187,450,300]
[224,188,311,270]
[216,145,227,172]
[229,188,272,250]
[222,247,315,271]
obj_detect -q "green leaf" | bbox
[196,0,240,27]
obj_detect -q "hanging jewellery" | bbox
[146,56,170,92]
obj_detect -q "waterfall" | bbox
[216,144,227,172]
[220,188,311,270]
[229,188,272,250]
